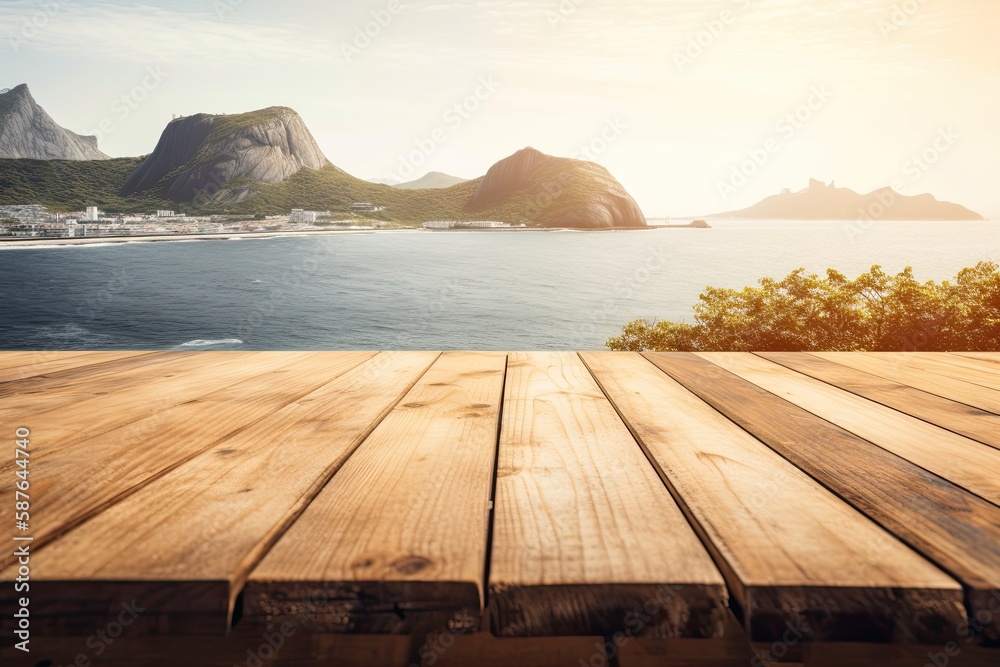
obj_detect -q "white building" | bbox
[351,203,384,212]
[290,209,329,224]
[459,221,507,228]
[84,206,101,222]
[290,209,316,223]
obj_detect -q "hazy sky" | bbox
[2,0,998,217]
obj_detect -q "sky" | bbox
[2,0,999,217]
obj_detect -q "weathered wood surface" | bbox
[0,351,341,567]
[0,350,998,660]
[702,352,1000,505]
[244,352,507,635]
[645,352,1000,643]
[0,352,438,635]
[868,352,1000,391]
[583,352,964,644]
[0,350,150,382]
[758,352,1000,450]
[490,352,727,639]
[811,352,1000,414]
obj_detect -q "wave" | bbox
[177,338,245,348]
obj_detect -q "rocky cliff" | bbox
[712,179,983,220]
[0,84,109,161]
[465,147,647,229]
[121,106,331,202]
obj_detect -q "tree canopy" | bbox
[607,263,1000,352]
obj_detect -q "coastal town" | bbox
[0,203,391,239]
[0,202,526,240]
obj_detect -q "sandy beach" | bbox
[0,228,382,248]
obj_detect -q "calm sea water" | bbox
[1,220,998,351]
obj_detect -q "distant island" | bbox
[0,84,646,231]
[392,172,469,190]
[708,179,983,221]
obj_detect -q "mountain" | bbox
[393,172,469,190]
[1,98,647,229]
[0,84,109,161]
[120,106,330,202]
[465,147,647,229]
[711,179,983,221]
[366,177,400,186]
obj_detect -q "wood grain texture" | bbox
[583,352,963,644]
[866,353,1000,391]
[951,352,1000,365]
[0,634,424,667]
[489,352,727,639]
[811,352,1000,415]
[0,350,149,382]
[244,352,507,635]
[0,352,373,565]
[757,352,1000,451]
[701,353,1000,505]
[0,350,200,429]
[0,352,431,636]
[0,351,315,469]
[0,350,101,373]
[644,352,1000,643]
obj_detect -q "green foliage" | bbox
[0,157,174,213]
[193,167,485,224]
[1,150,624,227]
[608,263,1000,352]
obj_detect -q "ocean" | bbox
[1,220,998,351]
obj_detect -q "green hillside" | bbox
[0,158,589,226]
[0,152,644,228]
[0,157,173,213]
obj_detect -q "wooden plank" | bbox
[0,352,436,636]
[583,352,964,644]
[0,350,92,372]
[244,352,506,635]
[0,634,424,667]
[644,352,1000,643]
[699,353,1000,505]
[0,350,164,388]
[799,642,1000,667]
[0,350,149,381]
[0,350,199,425]
[420,612,608,667]
[951,352,1000,365]
[757,352,1000,451]
[811,352,1000,415]
[0,352,374,568]
[0,351,316,468]
[866,353,1000,391]
[618,613,755,667]
[490,352,727,639]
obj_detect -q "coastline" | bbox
[0,225,668,247]
[0,228,381,248]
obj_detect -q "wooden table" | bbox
[1,351,998,666]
